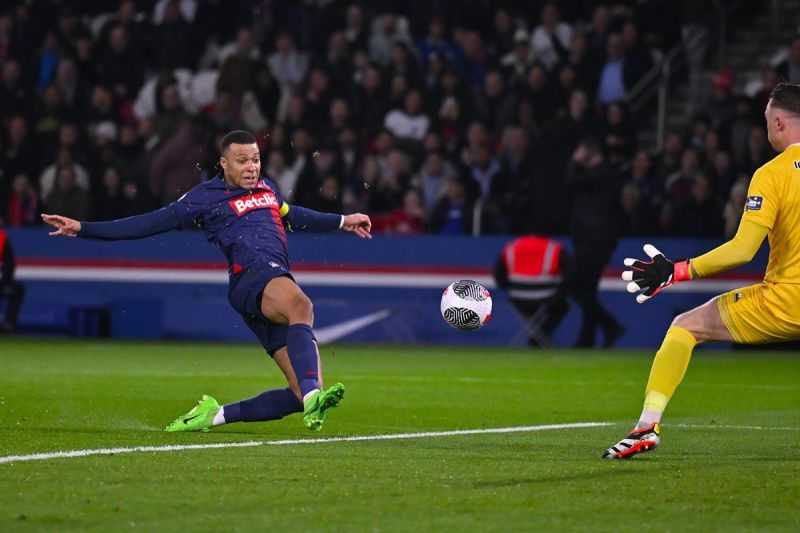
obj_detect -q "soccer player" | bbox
[602,82,800,459]
[42,130,372,432]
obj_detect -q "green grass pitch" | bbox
[1,337,798,532]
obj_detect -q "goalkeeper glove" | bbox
[622,244,690,303]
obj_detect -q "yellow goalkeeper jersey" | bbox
[743,144,800,284]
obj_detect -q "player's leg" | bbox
[260,276,344,430]
[602,295,732,459]
[259,276,321,397]
[208,347,304,428]
[165,329,309,431]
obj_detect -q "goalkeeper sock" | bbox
[637,326,697,428]
[220,388,303,423]
[287,324,321,396]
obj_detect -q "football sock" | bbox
[212,408,226,426]
[287,324,321,396]
[637,326,697,428]
[220,388,303,423]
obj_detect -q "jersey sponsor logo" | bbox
[745,195,763,211]
[229,191,278,216]
[794,160,800,169]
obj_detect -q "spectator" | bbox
[620,20,653,93]
[495,126,535,233]
[94,167,129,220]
[44,165,91,220]
[430,177,473,234]
[343,4,368,52]
[474,69,516,137]
[268,32,309,95]
[776,37,800,83]
[371,188,426,234]
[722,176,749,238]
[619,181,657,236]
[384,89,430,141]
[665,148,701,204]
[303,66,333,130]
[388,42,421,89]
[668,173,724,236]
[0,59,32,119]
[148,118,211,203]
[353,63,389,138]
[97,24,144,99]
[530,2,573,71]
[369,14,413,66]
[369,149,409,213]
[600,102,636,163]
[501,29,535,90]
[596,34,627,105]
[6,174,39,227]
[415,150,457,213]
[488,9,516,58]
[566,137,624,347]
[4,115,38,180]
[741,125,772,174]
[585,5,609,54]
[707,69,736,132]
[417,16,461,74]
[522,63,558,125]
[267,149,299,201]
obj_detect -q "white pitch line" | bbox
[675,423,800,431]
[0,422,610,466]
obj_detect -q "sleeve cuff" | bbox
[339,215,344,229]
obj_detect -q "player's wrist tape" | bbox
[673,260,690,282]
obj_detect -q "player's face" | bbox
[221,143,261,190]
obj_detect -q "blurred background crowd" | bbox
[0,0,792,238]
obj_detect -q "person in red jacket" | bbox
[0,229,25,333]
[494,235,571,346]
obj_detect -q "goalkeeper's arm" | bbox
[689,219,768,278]
[624,220,768,303]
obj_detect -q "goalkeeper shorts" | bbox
[716,282,800,343]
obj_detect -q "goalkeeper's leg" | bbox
[603,297,732,459]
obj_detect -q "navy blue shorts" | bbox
[228,265,294,357]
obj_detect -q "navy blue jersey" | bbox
[80,175,342,272]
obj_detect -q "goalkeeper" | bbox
[603,83,800,459]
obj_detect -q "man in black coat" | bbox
[566,138,624,347]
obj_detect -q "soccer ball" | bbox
[440,280,492,330]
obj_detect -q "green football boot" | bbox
[303,383,345,431]
[164,394,220,432]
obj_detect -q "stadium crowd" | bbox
[0,0,780,237]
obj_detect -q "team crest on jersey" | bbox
[744,195,763,211]
[229,191,278,216]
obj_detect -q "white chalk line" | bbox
[676,423,800,431]
[0,422,609,465]
[3,421,799,466]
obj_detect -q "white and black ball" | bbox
[440,280,492,331]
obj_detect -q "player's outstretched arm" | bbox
[341,213,371,239]
[42,204,184,241]
[623,219,769,303]
[41,214,81,237]
[283,204,371,239]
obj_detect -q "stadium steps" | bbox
[642,2,800,148]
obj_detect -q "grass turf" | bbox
[0,337,798,532]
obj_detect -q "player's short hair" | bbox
[769,83,800,115]
[219,130,257,154]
